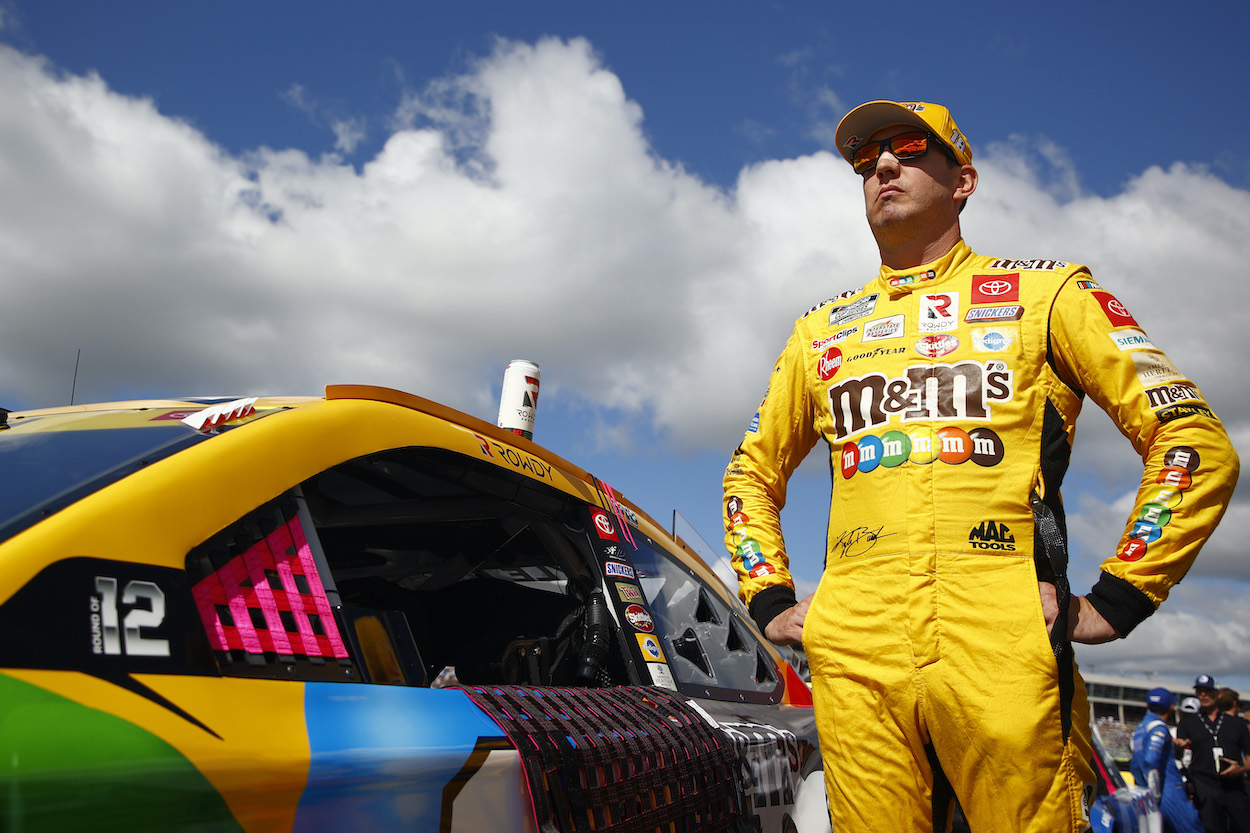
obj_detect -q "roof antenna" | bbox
[70,348,81,405]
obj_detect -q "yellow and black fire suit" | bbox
[723,239,1239,832]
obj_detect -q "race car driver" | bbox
[722,100,1240,832]
[1131,688,1204,833]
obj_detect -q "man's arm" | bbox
[1049,273,1240,636]
[722,324,821,636]
[1142,723,1174,799]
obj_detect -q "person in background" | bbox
[1220,688,1243,719]
[1132,688,1204,833]
[1176,675,1250,832]
[722,98,1241,833]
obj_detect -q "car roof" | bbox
[0,384,735,607]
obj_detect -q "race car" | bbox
[0,385,827,832]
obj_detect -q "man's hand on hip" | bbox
[764,592,814,646]
[1039,582,1120,644]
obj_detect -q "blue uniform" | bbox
[1131,712,1203,833]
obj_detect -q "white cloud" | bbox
[0,36,1245,678]
[282,82,367,156]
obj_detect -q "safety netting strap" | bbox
[460,684,745,833]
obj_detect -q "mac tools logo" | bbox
[968,521,1016,551]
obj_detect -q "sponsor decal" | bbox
[149,409,201,421]
[810,325,860,347]
[1092,291,1138,327]
[1144,484,1183,509]
[965,305,1024,322]
[840,426,1003,478]
[1157,403,1216,423]
[888,269,936,288]
[1118,539,1148,562]
[971,327,1016,353]
[1116,446,1199,561]
[1144,382,1204,410]
[1145,382,1216,423]
[827,360,1014,440]
[736,538,766,570]
[846,346,907,363]
[1157,466,1192,490]
[800,298,835,319]
[829,293,879,327]
[1109,329,1155,351]
[1129,519,1163,543]
[590,508,619,541]
[811,326,858,350]
[862,314,905,342]
[615,582,643,603]
[748,563,776,578]
[625,604,655,633]
[818,347,844,381]
[968,521,1016,551]
[747,412,760,434]
[919,292,960,333]
[727,493,770,573]
[635,633,666,662]
[915,334,960,358]
[971,273,1019,304]
[648,662,678,690]
[1075,279,1101,290]
[1165,446,1200,471]
[1132,352,1185,386]
[987,258,1068,271]
[471,432,555,482]
[605,562,636,580]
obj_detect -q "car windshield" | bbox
[0,421,206,540]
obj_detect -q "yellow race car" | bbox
[0,385,824,832]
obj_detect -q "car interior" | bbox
[187,446,633,688]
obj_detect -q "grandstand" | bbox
[1085,671,1193,762]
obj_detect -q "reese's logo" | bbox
[968,521,1016,551]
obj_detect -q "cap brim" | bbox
[835,101,932,164]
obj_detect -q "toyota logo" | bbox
[980,280,1013,296]
[1108,299,1131,317]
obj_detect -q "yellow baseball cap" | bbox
[835,100,972,167]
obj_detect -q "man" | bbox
[1219,688,1243,719]
[1177,675,1250,832]
[1132,687,1204,833]
[722,99,1240,832]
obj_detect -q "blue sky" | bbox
[0,1,1247,688]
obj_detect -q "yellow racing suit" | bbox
[723,239,1239,832]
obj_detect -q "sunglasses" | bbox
[851,130,938,176]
